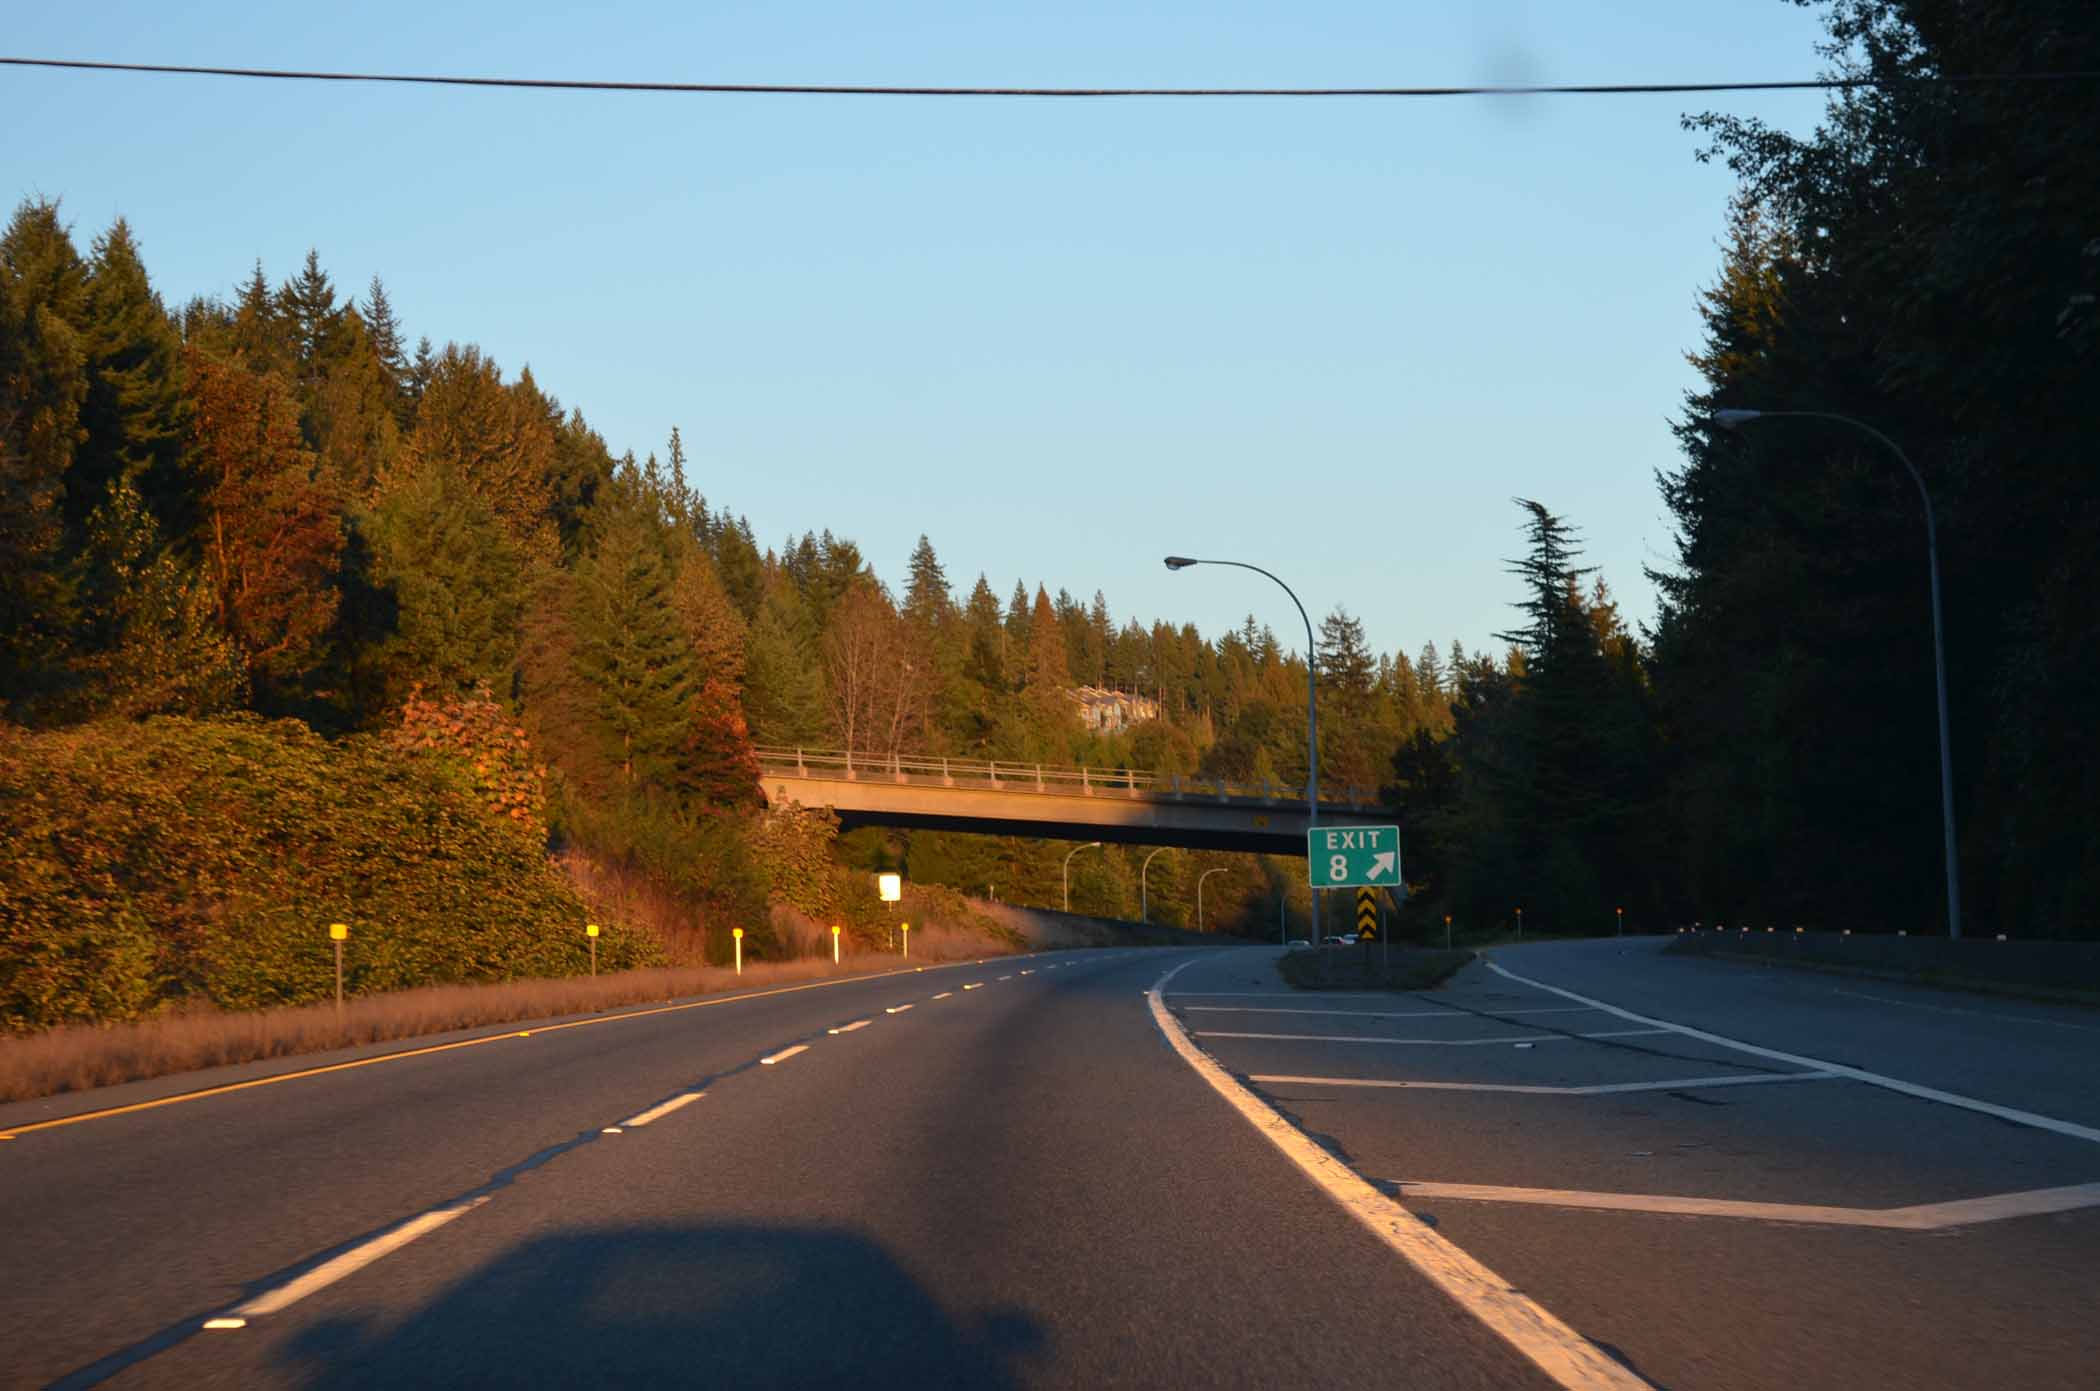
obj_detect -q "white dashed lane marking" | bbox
[760,1044,810,1065]
[827,1020,870,1034]
[619,1092,705,1127]
[885,1004,913,1014]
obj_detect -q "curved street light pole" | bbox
[1713,408,1961,939]
[1141,846,1171,925]
[1166,556,1320,938]
[1062,840,1101,913]
[1197,867,1229,933]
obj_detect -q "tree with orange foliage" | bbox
[181,346,343,688]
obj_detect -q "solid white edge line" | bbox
[1195,1029,1671,1046]
[1184,1005,1600,1019]
[229,1197,489,1317]
[760,1044,810,1064]
[1147,958,1648,1391]
[1249,1072,1840,1096]
[1485,960,2100,1146]
[1392,1179,2100,1230]
[620,1091,705,1128]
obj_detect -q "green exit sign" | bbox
[1309,825,1402,888]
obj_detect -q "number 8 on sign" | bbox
[1329,854,1348,881]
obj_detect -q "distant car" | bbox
[1285,938,1313,950]
[1328,934,1358,947]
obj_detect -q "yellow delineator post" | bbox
[1444,913,1452,950]
[831,924,841,965]
[587,922,600,976]
[733,927,744,976]
[1616,907,1624,937]
[328,923,348,1016]
[900,922,910,959]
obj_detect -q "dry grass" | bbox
[0,925,1015,1105]
[555,848,713,965]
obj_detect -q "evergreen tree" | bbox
[361,275,407,394]
[367,463,525,697]
[742,573,830,746]
[0,199,89,713]
[713,515,766,621]
[229,260,290,376]
[902,535,951,627]
[1004,578,1032,674]
[405,343,559,564]
[564,485,696,788]
[72,475,245,717]
[279,248,338,377]
[308,306,402,498]
[1026,586,1069,692]
[73,218,189,541]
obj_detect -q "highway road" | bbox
[4,938,2094,1389]
[0,949,1554,1390]
[1184,938,2100,1390]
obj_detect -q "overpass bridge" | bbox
[755,748,1397,854]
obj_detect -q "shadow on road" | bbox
[274,1223,1045,1389]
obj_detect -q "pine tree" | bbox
[565,490,697,788]
[0,198,89,712]
[1004,579,1032,675]
[72,475,245,717]
[230,260,290,376]
[405,343,559,564]
[279,248,338,375]
[367,463,525,696]
[742,574,830,746]
[308,306,402,497]
[73,218,189,541]
[361,275,407,390]
[1026,585,1069,692]
[668,531,747,690]
[903,535,951,627]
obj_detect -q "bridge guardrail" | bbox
[752,746,1384,810]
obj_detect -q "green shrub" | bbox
[0,716,661,1031]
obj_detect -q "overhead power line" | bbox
[6,55,2100,98]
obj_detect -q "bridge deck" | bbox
[755,749,1396,854]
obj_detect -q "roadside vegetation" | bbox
[0,925,1008,1105]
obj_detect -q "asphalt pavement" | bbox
[0,948,1553,1390]
[1176,937,2100,1391]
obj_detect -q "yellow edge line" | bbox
[0,959,988,1140]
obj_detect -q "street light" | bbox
[1062,841,1101,912]
[1166,555,1322,940]
[1141,846,1173,924]
[1712,408,1962,939]
[1197,868,1229,932]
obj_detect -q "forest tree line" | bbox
[4,0,2094,943]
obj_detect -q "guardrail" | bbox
[753,746,1385,809]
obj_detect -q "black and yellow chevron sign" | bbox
[1355,887,1378,942]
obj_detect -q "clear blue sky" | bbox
[6,1,1833,663]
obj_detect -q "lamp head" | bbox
[1711,408,1763,430]
[1163,556,1197,571]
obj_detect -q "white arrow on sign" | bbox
[1367,851,1396,880]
